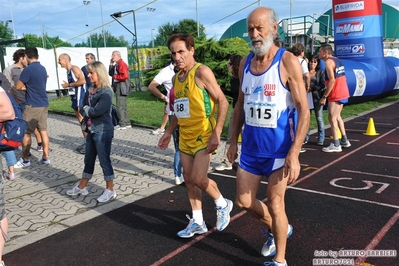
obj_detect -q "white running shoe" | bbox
[97,189,117,203]
[322,143,342,153]
[340,140,351,148]
[177,215,208,238]
[67,185,89,196]
[151,128,165,135]
[175,176,184,185]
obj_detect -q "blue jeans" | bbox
[169,115,182,177]
[4,150,17,167]
[306,101,325,142]
[83,131,115,181]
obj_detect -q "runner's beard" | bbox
[251,32,274,57]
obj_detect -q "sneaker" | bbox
[303,140,308,145]
[340,140,351,148]
[215,162,233,171]
[15,158,30,168]
[177,215,208,238]
[67,185,89,196]
[114,125,127,130]
[175,176,184,185]
[36,146,52,152]
[4,172,15,181]
[322,143,342,153]
[1,260,5,266]
[299,148,306,153]
[97,189,117,203]
[261,224,293,257]
[125,125,132,128]
[38,157,51,164]
[76,143,86,154]
[264,260,287,266]
[151,128,165,135]
[215,199,233,231]
[317,141,324,146]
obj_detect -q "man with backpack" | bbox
[0,85,16,266]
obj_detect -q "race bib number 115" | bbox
[245,101,277,128]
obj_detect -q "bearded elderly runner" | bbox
[227,7,309,266]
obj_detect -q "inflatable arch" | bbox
[332,0,399,103]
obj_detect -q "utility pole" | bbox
[83,1,92,47]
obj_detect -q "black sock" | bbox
[38,142,42,147]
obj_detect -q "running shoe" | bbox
[215,199,233,231]
[261,224,293,257]
[177,215,208,238]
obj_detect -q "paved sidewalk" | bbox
[2,113,228,254]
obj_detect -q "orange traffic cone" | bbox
[364,118,379,136]
[330,128,342,139]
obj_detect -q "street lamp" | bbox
[147,7,156,47]
[111,10,141,89]
[7,20,16,39]
[83,0,92,47]
[290,0,293,47]
[151,29,155,48]
[8,0,16,39]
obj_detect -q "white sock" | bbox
[214,195,227,209]
[192,210,203,224]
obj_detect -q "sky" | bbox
[1,0,398,47]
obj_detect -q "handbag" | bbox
[80,117,91,132]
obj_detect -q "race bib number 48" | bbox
[174,98,190,118]
[245,101,277,128]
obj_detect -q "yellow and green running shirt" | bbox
[173,63,217,155]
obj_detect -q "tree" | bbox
[153,19,206,47]
[17,33,72,48]
[142,37,250,90]
[0,20,14,40]
[74,30,129,47]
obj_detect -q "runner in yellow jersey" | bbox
[158,33,233,238]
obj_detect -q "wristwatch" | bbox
[322,95,328,99]
[163,96,168,101]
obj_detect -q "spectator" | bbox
[0,84,16,266]
[214,54,242,171]
[292,43,312,153]
[15,47,50,167]
[148,62,183,185]
[109,51,131,130]
[306,54,326,146]
[67,61,116,203]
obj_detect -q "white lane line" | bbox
[366,154,399,160]
[341,169,399,180]
[387,142,399,145]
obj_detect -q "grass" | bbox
[49,90,399,138]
